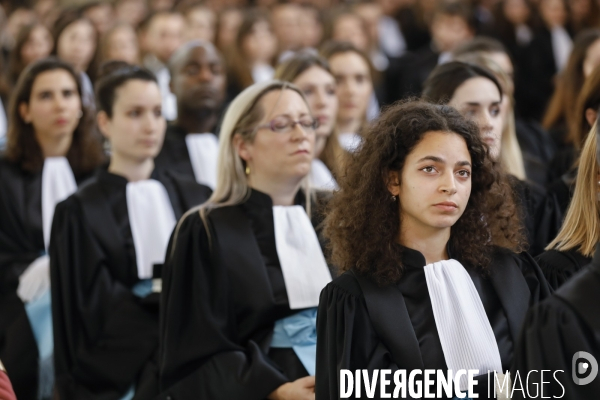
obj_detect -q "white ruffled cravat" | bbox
[42,157,77,250]
[273,205,332,309]
[185,133,219,189]
[424,259,504,391]
[551,26,573,71]
[310,159,338,191]
[126,179,176,279]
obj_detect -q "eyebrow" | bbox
[464,100,501,106]
[417,155,471,167]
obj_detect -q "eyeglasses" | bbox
[256,116,319,134]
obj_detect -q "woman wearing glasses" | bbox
[158,80,333,400]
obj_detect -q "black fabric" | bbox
[50,168,211,400]
[509,175,562,256]
[316,245,550,399]
[388,46,439,102]
[536,248,592,290]
[516,27,559,121]
[158,189,332,399]
[0,158,92,400]
[512,246,600,399]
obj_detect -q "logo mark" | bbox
[572,351,598,385]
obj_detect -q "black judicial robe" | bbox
[50,168,211,400]
[316,245,550,400]
[536,248,592,290]
[509,176,562,256]
[158,189,332,400]
[154,124,197,181]
[0,158,93,400]
[512,246,600,399]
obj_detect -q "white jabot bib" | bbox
[42,157,77,250]
[338,132,362,152]
[310,159,338,191]
[251,64,275,83]
[424,259,504,391]
[184,133,219,189]
[273,205,332,309]
[551,26,573,71]
[156,67,177,121]
[0,97,7,140]
[126,180,176,279]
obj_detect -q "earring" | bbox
[391,195,397,202]
[245,166,250,176]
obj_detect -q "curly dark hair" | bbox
[324,100,526,285]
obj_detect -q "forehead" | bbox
[294,66,335,85]
[181,45,221,65]
[407,131,471,162]
[32,69,77,90]
[259,89,310,117]
[63,19,94,35]
[451,77,501,104]
[114,79,161,104]
[329,52,369,74]
[149,14,183,30]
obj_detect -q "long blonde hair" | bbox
[454,53,527,180]
[546,121,600,256]
[172,80,313,249]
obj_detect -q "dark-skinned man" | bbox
[155,41,227,189]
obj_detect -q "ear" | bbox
[386,170,401,197]
[585,108,598,128]
[19,102,31,124]
[232,133,252,163]
[96,111,111,140]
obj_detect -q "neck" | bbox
[248,173,303,206]
[37,132,72,158]
[338,117,362,134]
[398,222,450,265]
[176,108,219,134]
[108,155,154,182]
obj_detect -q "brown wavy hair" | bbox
[324,100,526,285]
[4,57,105,176]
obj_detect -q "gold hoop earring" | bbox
[245,166,250,176]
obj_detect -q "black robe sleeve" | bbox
[50,197,158,399]
[158,211,289,400]
[315,274,397,400]
[511,295,600,399]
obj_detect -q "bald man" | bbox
[154,41,227,189]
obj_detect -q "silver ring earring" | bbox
[391,195,397,202]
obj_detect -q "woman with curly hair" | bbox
[315,101,550,399]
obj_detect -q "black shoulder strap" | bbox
[352,271,424,371]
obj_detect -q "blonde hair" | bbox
[454,53,527,180]
[547,121,600,256]
[172,80,313,249]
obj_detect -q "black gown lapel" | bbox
[487,253,531,342]
[74,180,129,280]
[352,270,425,371]
[209,205,278,343]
